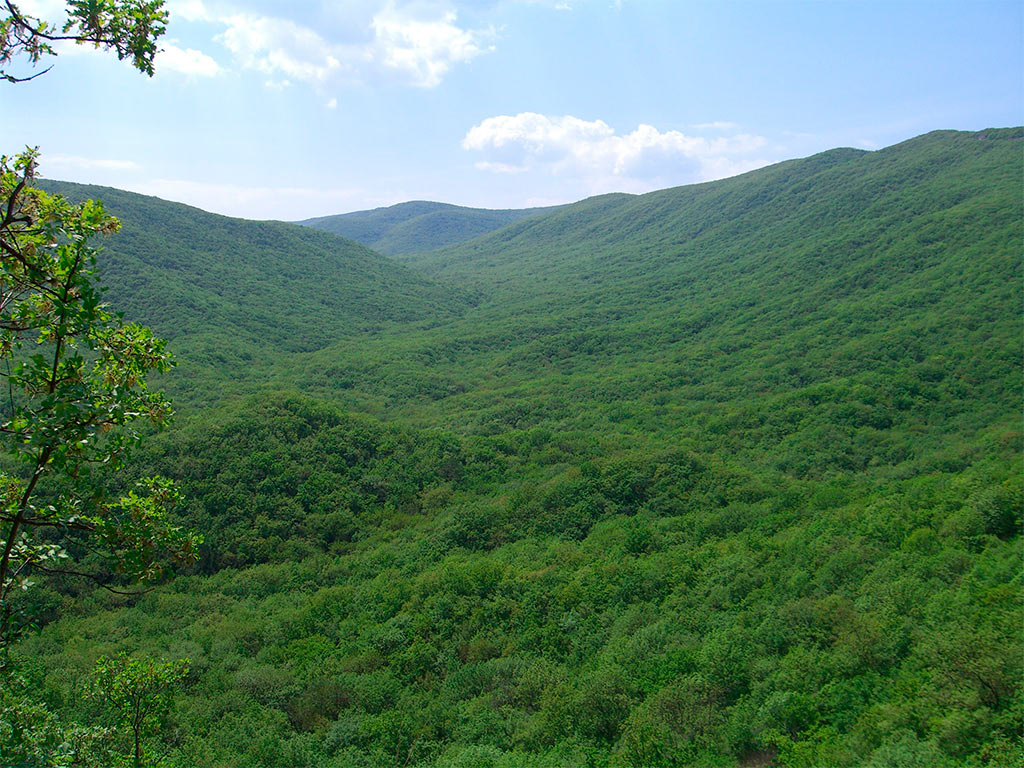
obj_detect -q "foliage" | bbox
[0,151,199,657]
[1,673,113,768]
[0,0,167,82]
[0,2,199,764]
[91,653,190,767]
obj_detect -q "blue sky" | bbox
[1,0,1021,219]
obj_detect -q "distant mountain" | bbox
[298,200,561,256]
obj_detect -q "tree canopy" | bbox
[0,0,167,82]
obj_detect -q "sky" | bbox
[0,0,1021,220]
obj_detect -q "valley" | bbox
[8,128,1023,768]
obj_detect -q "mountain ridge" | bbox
[298,199,564,256]
[38,179,475,402]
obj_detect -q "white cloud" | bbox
[474,160,528,174]
[165,0,213,22]
[464,113,769,192]
[511,0,574,8]
[158,43,222,76]
[17,0,65,21]
[507,0,625,8]
[326,97,338,109]
[124,179,403,220]
[45,23,222,79]
[41,155,141,173]
[49,38,108,58]
[511,0,574,9]
[184,3,492,90]
[371,5,494,88]
[217,14,343,84]
[693,121,740,131]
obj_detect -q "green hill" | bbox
[295,128,1022,454]
[407,130,1016,293]
[11,129,1022,768]
[299,200,561,256]
[40,181,473,400]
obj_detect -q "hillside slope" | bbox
[40,182,472,398]
[407,130,1019,293]
[299,200,560,256]
[297,129,1022,456]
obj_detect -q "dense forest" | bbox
[3,128,1022,767]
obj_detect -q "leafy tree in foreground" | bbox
[0,149,200,656]
[1,0,167,82]
[0,1,198,659]
[0,3,196,767]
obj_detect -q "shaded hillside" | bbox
[299,200,560,256]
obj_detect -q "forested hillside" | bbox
[12,128,1022,768]
[40,182,475,401]
[292,129,1022,450]
[300,201,559,257]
